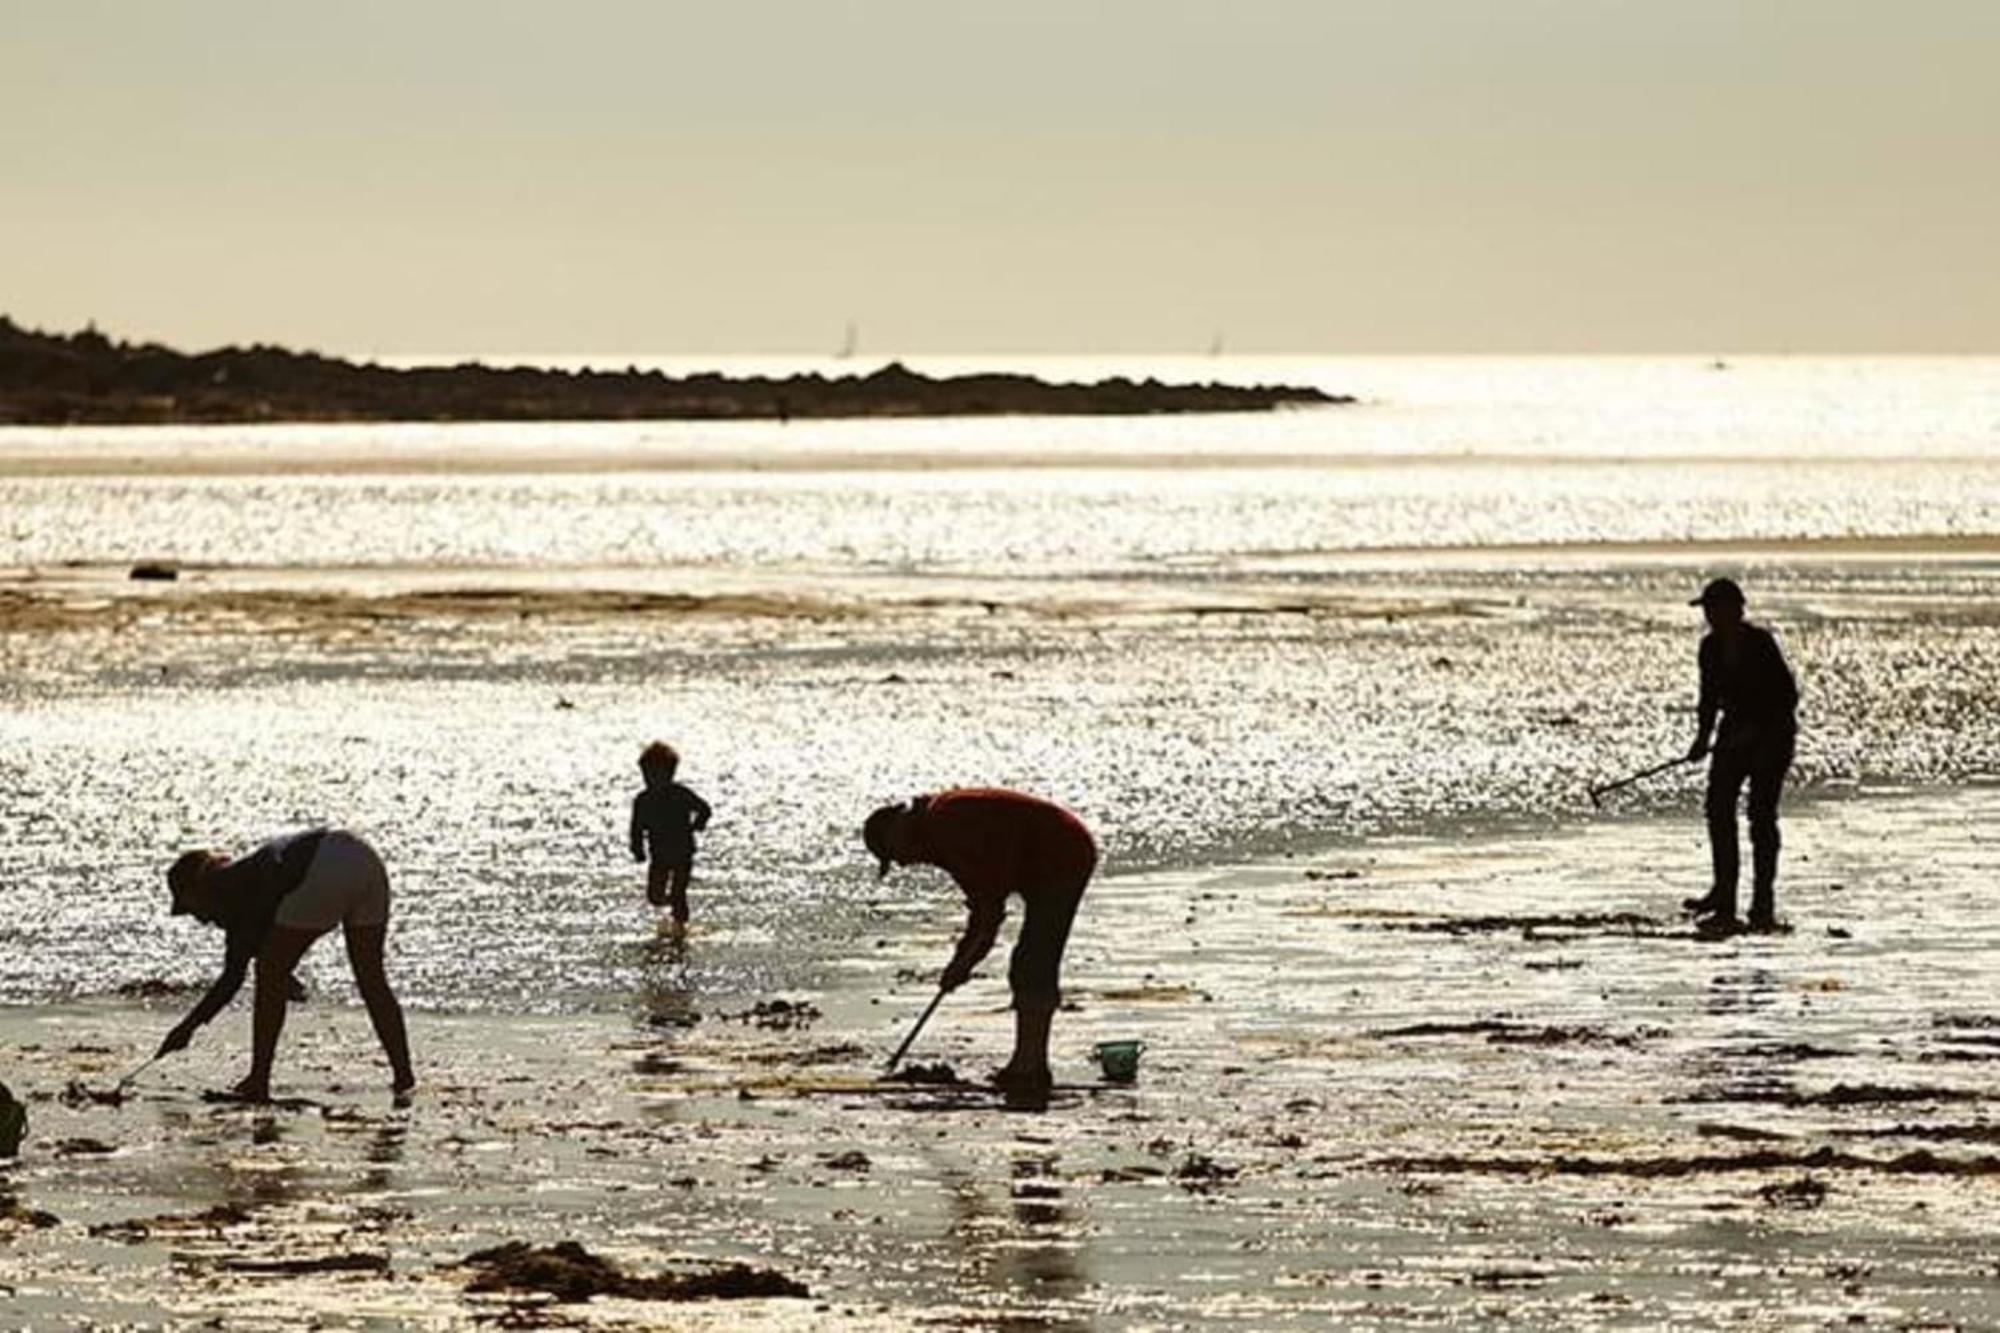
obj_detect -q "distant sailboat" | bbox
[835,321,858,359]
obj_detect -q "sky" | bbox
[3,0,1998,355]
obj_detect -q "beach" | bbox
[5,356,2000,1327]
[8,787,2000,1327]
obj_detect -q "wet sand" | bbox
[9,785,2000,1328]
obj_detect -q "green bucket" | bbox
[1093,1039,1145,1083]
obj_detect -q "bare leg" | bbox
[1006,1006,1056,1086]
[668,864,692,926]
[242,926,323,1099]
[344,922,415,1093]
[997,876,1084,1093]
[646,859,669,908]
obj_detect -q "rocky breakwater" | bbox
[0,318,1349,423]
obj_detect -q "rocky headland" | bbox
[0,318,1348,424]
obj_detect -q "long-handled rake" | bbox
[1588,755,1694,808]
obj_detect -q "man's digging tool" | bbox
[1588,755,1694,808]
[885,989,947,1073]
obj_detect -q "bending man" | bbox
[864,789,1097,1094]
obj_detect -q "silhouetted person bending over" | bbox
[864,789,1097,1095]
[159,828,415,1102]
[1681,579,1798,933]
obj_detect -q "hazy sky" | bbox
[4,1,1997,354]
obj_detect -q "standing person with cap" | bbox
[863,789,1097,1095]
[158,828,415,1101]
[1681,578,1799,932]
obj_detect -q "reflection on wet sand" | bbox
[1681,966,1793,1107]
[937,1156,1089,1328]
[361,1120,407,1191]
[637,935,701,1036]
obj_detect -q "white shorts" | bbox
[274,831,391,934]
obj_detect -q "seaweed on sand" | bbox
[89,1201,256,1241]
[1367,1019,1656,1047]
[115,978,203,999]
[461,1241,808,1303]
[1759,1176,1828,1209]
[724,999,823,1032]
[1175,1153,1241,1193]
[1375,1146,2000,1179]
[884,1061,963,1085]
[221,1253,390,1276]
[819,1149,871,1172]
[1672,1083,1989,1109]
[1,1187,59,1230]
[1366,912,1668,938]
[60,1079,127,1108]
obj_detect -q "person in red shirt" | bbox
[863,788,1097,1093]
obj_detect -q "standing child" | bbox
[629,742,713,927]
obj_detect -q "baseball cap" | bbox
[1689,577,1745,608]
[862,805,899,879]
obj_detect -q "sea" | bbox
[8,355,2000,1329]
[2,355,1997,1013]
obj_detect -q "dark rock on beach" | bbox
[0,317,1349,424]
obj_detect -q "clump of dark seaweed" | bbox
[1759,1176,1828,1209]
[1175,1153,1240,1192]
[1368,1018,1655,1048]
[89,1201,255,1241]
[884,1062,962,1085]
[115,978,202,999]
[52,1137,116,1157]
[1,1186,58,1230]
[1368,912,1665,937]
[221,1253,389,1275]
[724,999,822,1031]
[461,1240,808,1303]
[1673,1083,1989,1109]
[1376,1146,2000,1179]
[820,1150,871,1172]
[59,1079,127,1108]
